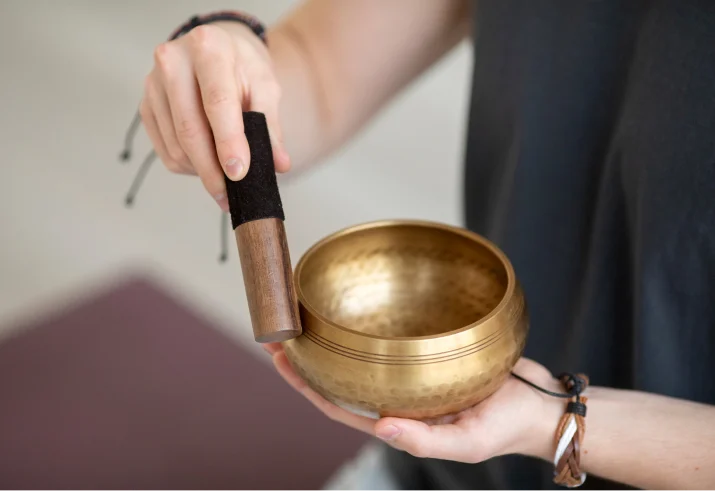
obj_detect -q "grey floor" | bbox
[0,0,471,352]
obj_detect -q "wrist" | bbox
[520,377,566,462]
[533,392,566,462]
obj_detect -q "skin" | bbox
[141,1,715,488]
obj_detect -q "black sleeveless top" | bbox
[385,1,715,488]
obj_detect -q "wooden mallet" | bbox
[224,111,302,343]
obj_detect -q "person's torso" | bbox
[387,1,715,488]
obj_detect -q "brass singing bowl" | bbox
[282,220,529,420]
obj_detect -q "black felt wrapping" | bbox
[224,112,285,229]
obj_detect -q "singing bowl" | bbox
[282,220,529,420]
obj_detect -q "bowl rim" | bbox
[294,219,517,343]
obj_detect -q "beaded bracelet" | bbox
[167,10,267,43]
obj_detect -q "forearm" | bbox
[533,386,715,489]
[266,0,470,171]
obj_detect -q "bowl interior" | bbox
[297,223,509,338]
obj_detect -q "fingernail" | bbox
[225,158,244,179]
[377,425,401,441]
[214,193,229,212]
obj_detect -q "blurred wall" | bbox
[0,0,472,352]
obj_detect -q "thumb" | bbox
[374,418,481,463]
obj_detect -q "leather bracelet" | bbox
[510,371,591,488]
[167,10,267,43]
[552,373,589,488]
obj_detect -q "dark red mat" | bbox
[0,276,367,489]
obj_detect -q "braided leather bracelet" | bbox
[511,372,590,488]
[553,373,589,487]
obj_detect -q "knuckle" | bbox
[175,118,201,141]
[153,43,175,71]
[189,24,221,51]
[204,86,234,108]
[167,145,187,164]
[406,441,430,459]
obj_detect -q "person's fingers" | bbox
[271,350,307,390]
[375,417,481,463]
[145,68,191,173]
[155,41,229,212]
[189,25,250,181]
[262,342,283,355]
[246,67,291,173]
[272,351,376,434]
[139,96,186,174]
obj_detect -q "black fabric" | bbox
[225,112,285,229]
[387,0,715,489]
